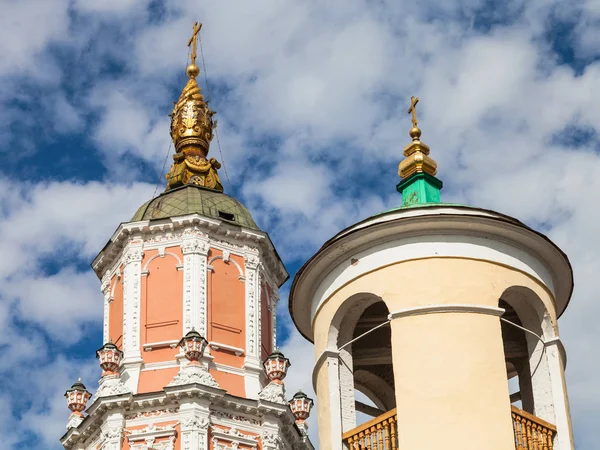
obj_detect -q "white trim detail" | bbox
[126,424,177,443]
[388,304,506,320]
[143,340,180,351]
[209,341,245,356]
[181,237,210,335]
[312,349,340,393]
[142,251,182,270]
[211,428,258,447]
[102,276,111,343]
[123,245,143,361]
[243,253,262,399]
[208,254,245,279]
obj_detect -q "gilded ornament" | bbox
[398,96,438,179]
[165,22,224,192]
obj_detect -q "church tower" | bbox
[61,23,313,450]
[289,98,575,450]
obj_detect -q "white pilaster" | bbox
[100,410,124,450]
[545,339,574,450]
[181,237,210,336]
[271,290,279,349]
[101,276,110,343]
[243,253,263,398]
[122,243,143,393]
[179,398,211,450]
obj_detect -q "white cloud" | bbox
[1,0,600,448]
[73,0,152,15]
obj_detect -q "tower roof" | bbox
[132,184,258,229]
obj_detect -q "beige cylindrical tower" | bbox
[289,205,574,450]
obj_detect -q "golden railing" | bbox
[342,405,556,450]
[342,408,398,450]
[512,405,557,450]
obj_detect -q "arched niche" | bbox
[499,285,557,423]
[327,293,394,432]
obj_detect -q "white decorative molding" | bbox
[123,245,143,361]
[209,341,245,356]
[66,413,83,431]
[244,252,262,399]
[181,237,210,336]
[212,427,258,447]
[102,276,111,343]
[126,424,177,449]
[388,304,505,320]
[208,254,245,279]
[270,291,279,350]
[92,218,288,292]
[168,363,219,388]
[142,251,182,270]
[143,340,179,352]
[94,374,131,400]
[258,382,287,405]
[261,429,283,449]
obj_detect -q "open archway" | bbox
[329,293,395,431]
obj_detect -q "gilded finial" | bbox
[186,22,202,78]
[407,96,422,140]
[398,96,437,179]
[396,96,443,205]
[165,21,223,192]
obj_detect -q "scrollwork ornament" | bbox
[101,425,123,441]
[258,381,287,404]
[181,238,209,255]
[262,430,283,449]
[181,416,210,432]
[167,365,219,388]
[124,248,144,265]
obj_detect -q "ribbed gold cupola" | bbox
[166,22,223,192]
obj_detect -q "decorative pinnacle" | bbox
[165,21,223,192]
[187,21,202,78]
[398,96,438,179]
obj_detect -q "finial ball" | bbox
[409,126,421,140]
[187,64,200,78]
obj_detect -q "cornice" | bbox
[91,214,288,287]
[61,388,308,449]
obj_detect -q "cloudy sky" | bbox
[1,0,599,448]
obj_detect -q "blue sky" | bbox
[1,0,600,448]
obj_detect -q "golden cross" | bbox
[407,96,419,127]
[188,21,203,66]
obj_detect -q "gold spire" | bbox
[165,22,223,192]
[398,96,438,179]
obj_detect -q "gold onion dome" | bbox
[166,22,223,192]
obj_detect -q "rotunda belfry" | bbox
[289,98,576,450]
[61,22,313,450]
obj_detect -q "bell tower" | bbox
[289,98,576,450]
[61,22,313,450]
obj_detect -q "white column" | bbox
[179,398,211,450]
[122,244,143,392]
[100,410,124,450]
[181,237,210,336]
[545,338,575,450]
[243,252,263,398]
[271,289,279,349]
[101,276,110,343]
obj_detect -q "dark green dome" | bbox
[132,185,259,230]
